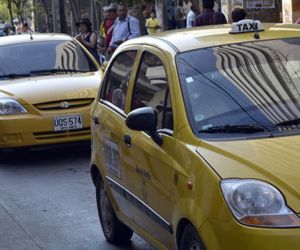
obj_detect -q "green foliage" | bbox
[0,0,32,22]
[0,1,10,21]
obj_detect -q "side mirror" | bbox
[126,107,163,146]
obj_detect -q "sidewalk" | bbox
[0,199,41,250]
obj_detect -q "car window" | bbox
[176,38,300,139]
[131,52,173,130]
[102,51,137,112]
[0,40,97,78]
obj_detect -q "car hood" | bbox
[0,71,102,104]
[197,135,300,213]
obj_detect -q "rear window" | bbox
[176,38,300,140]
[0,40,97,77]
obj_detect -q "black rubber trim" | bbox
[106,176,173,234]
[100,100,126,118]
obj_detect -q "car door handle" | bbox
[123,134,132,147]
[93,117,100,128]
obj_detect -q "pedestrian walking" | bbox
[142,5,150,34]
[21,22,32,34]
[195,0,227,27]
[231,8,247,22]
[175,1,186,29]
[145,11,160,35]
[76,17,99,62]
[183,0,192,17]
[167,0,176,30]
[107,3,140,55]
[186,5,199,28]
[100,3,118,57]
[13,18,22,34]
[0,23,14,36]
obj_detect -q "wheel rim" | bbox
[189,240,202,250]
[100,184,113,234]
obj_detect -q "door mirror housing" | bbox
[126,107,163,146]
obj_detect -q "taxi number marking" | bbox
[104,139,121,178]
[53,115,83,131]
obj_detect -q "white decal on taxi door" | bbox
[104,138,121,178]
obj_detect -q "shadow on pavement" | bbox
[0,141,156,250]
[0,142,91,167]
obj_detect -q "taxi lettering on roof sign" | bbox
[230,19,264,34]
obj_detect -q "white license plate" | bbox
[53,115,83,131]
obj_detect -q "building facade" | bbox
[35,0,101,34]
[34,0,300,35]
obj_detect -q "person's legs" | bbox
[178,20,186,28]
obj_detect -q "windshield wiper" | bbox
[0,69,89,80]
[199,124,266,134]
[0,73,31,79]
[30,69,88,75]
[276,118,300,127]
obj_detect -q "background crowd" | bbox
[0,0,251,64]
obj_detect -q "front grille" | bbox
[34,99,94,111]
[34,128,90,141]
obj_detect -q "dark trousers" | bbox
[176,20,186,29]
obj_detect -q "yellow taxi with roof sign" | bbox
[0,34,102,150]
[90,20,300,250]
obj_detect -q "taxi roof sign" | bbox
[230,19,264,34]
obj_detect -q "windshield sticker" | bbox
[195,114,205,122]
[186,77,194,83]
[104,138,121,178]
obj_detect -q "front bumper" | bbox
[0,109,91,148]
[202,217,300,250]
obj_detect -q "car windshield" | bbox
[0,40,97,80]
[176,38,300,140]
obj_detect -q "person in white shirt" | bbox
[183,0,192,17]
[13,18,22,34]
[186,5,198,28]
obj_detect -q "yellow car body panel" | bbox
[91,23,300,249]
[0,34,102,148]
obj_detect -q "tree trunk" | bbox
[155,0,168,31]
[59,0,67,33]
[69,0,80,23]
[7,0,14,26]
[40,0,50,32]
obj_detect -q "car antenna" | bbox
[251,1,260,39]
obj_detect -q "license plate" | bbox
[53,115,83,131]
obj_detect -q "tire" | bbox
[180,224,206,250]
[96,177,133,244]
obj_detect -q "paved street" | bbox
[0,144,154,250]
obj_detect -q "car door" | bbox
[92,49,142,222]
[123,49,177,248]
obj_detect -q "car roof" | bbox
[0,33,73,46]
[129,23,300,53]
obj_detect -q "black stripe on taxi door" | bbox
[106,176,173,234]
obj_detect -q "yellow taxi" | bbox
[0,34,102,149]
[90,20,300,250]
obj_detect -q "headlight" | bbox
[221,179,300,227]
[0,98,27,115]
